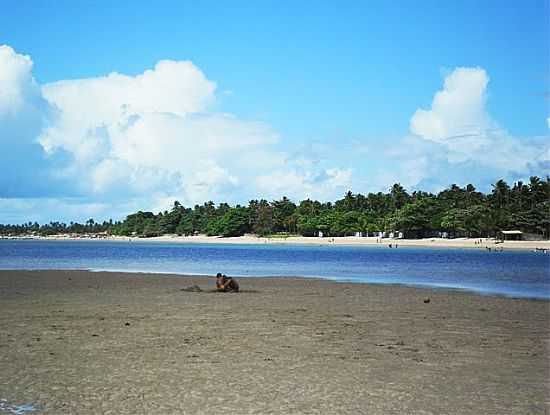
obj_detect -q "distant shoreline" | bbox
[2,234,549,251]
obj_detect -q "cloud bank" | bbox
[38,58,280,203]
[0,45,547,223]
[1,45,351,221]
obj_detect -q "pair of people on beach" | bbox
[216,272,239,292]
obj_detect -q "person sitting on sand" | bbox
[216,273,239,292]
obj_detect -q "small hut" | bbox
[498,230,523,241]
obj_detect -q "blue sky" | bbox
[0,1,548,223]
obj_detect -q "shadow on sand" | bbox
[179,285,259,294]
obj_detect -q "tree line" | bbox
[0,219,113,236]
[1,176,548,239]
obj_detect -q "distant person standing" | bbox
[216,273,240,292]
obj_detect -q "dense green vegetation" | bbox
[1,177,548,239]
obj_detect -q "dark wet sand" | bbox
[0,270,548,414]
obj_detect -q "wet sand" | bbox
[0,270,548,414]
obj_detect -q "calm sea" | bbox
[0,240,548,299]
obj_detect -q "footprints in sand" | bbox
[375,340,424,362]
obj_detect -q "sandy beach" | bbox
[142,235,550,251]
[0,270,548,414]
[8,234,550,251]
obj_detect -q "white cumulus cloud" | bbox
[0,46,64,197]
[38,60,290,205]
[406,67,548,184]
[1,44,350,220]
[410,67,491,144]
[39,60,216,159]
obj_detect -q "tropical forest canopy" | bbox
[1,177,548,239]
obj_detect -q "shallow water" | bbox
[0,398,36,414]
[0,239,548,299]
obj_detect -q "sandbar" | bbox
[0,270,548,414]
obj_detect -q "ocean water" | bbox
[0,240,548,299]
